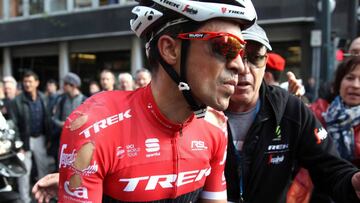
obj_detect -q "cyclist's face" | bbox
[185,19,245,111]
[229,41,267,112]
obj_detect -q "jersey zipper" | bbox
[172,126,182,198]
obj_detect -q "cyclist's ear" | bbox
[157,35,181,66]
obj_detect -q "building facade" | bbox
[0,0,142,94]
[0,0,359,94]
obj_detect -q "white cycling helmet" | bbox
[130,0,257,39]
[129,0,257,119]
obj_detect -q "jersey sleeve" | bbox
[58,98,108,203]
[200,108,228,200]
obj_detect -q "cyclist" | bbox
[40,0,257,202]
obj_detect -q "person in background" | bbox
[100,69,116,91]
[264,52,285,86]
[348,36,360,56]
[118,72,135,90]
[0,81,5,115]
[51,72,86,169]
[3,76,18,100]
[88,80,101,95]
[304,77,316,103]
[0,81,4,100]
[224,23,360,203]
[9,70,52,203]
[263,53,306,99]
[322,57,360,167]
[44,79,59,115]
[135,68,152,88]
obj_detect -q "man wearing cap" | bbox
[51,72,87,168]
[264,52,285,86]
[224,23,360,203]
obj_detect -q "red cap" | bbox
[266,53,285,71]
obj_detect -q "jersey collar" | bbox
[141,84,195,132]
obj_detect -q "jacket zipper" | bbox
[243,116,269,200]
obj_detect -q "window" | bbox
[0,0,3,19]
[49,0,66,12]
[30,0,44,15]
[10,0,23,17]
[74,0,92,9]
[100,0,119,6]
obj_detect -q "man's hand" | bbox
[352,172,360,199]
[32,173,59,203]
[287,71,305,97]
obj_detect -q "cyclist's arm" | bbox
[58,107,106,202]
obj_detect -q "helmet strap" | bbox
[158,39,207,119]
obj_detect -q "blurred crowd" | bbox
[0,68,151,203]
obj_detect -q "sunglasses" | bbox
[177,32,246,61]
[242,41,268,68]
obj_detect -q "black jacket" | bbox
[225,82,360,203]
[9,91,51,151]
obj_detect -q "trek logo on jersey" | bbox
[145,138,160,158]
[64,181,89,199]
[314,127,327,144]
[191,140,208,151]
[79,109,131,138]
[59,144,76,169]
[119,168,211,192]
[268,154,285,165]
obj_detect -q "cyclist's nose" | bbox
[227,54,245,75]
[229,54,251,75]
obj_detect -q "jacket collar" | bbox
[257,81,289,125]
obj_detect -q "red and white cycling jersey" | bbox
[58,85,228,202]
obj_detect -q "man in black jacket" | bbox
[225,23,360,203]
[9,70,52,203]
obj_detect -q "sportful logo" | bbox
[191,140,208,151]
[59,144,76,169]
[221,7,227,14]
[64,181,89,199]
[314,127,328,144]
[145,138,161,158]
[182,5,198,14]
[79,109,131,138]
[119,168,211,192]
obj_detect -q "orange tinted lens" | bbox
[210,35,243,61]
